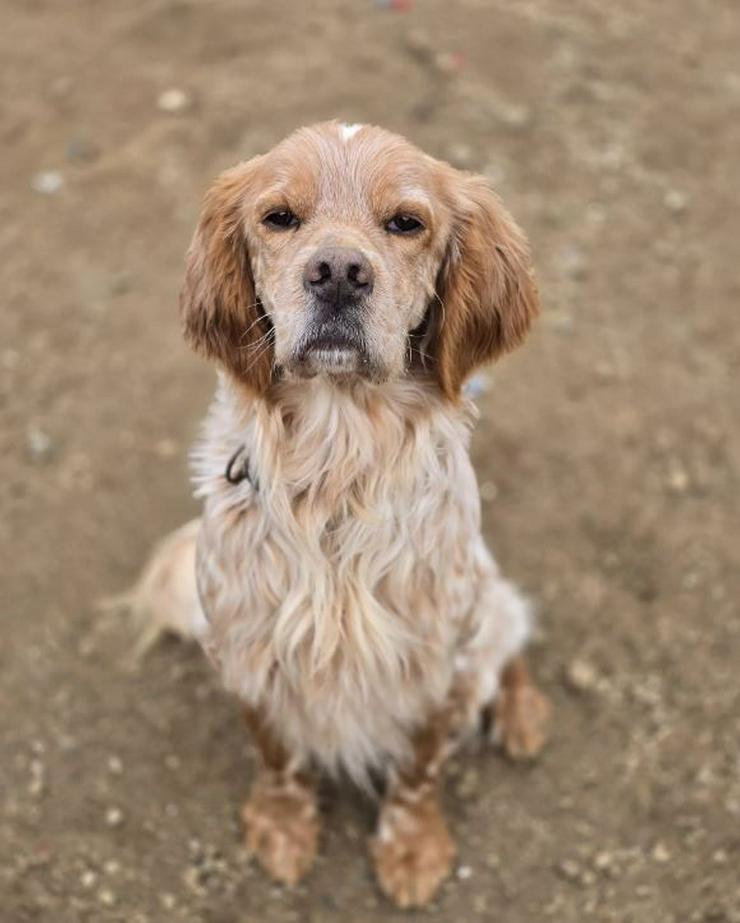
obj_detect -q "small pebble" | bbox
[98,887,116,907]
[664,189,688,213]
[457,864,473,880]
[155,438,178,459]
[160,892,177,910]
[594,361,616,381]
[105,806,124,827]
[435,51,466,75]
[667,460,690,493]
[652,841,671,863]
[560,244,588,279]
[80,869,97,890]
[28,759,45,796]
[31,171,64,195]
[593,850,620,877]
[26,426,54,463]
[182,865,206,895]
[479,480,498,503]
[558,858,582,882]
[157,88,190,113]
[586,203,607,225]
[107,755,123,775]
[565,658,598,693]
[498,103,530,127]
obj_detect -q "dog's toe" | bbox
[371,800,456,907]
[242,781,319,886]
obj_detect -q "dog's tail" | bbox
[101,518,208,662]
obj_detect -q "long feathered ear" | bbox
[431,174,539,399]
[180,158,273,394]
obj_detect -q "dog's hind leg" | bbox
[102,518,207,660]
[461,551,552,759]
[491,654,551,760]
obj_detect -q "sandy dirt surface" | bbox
[2,1,739,920]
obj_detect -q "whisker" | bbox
[431,289,447,328]
[245,332,275,372]
[238,310,268,343]
[240,330,274,354]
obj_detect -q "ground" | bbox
[1,1,739,921]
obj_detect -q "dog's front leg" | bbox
[242,707,319,886]
[371,710,456,908]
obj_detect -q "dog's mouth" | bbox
[291,326,373,379]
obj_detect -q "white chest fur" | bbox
[190,376,520,782]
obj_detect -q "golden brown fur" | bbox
[132,122,549,906]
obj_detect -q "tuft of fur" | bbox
[107,519,207,661]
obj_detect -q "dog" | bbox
[129,121,551,907]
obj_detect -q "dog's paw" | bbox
[371,799,456,908]
[242,777,319,886]
[494,681,552,760]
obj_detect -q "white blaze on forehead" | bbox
[339,122,364,142]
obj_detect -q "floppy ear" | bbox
[431,174,539,399]
[180,159,273,394]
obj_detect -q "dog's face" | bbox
[181,122,538,398]
[245,125,451,384]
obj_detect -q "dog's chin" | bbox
[288,341,382,382]
[303,346,362,377]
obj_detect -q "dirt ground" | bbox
[2,0,739,920]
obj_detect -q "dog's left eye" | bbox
[386,214,424,234]
[263,210,300,230]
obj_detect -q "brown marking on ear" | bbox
[432,173,539,399]
[180,158,273,395]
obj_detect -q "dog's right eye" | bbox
[263,210,299,230]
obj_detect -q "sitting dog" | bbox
[130,121,551,907]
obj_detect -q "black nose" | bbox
[303,247,374,306]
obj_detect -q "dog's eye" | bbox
[263,210,299,230]
[386,214,424,235]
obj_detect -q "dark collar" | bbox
[224,444,257,489]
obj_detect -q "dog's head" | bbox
[181,122,538,399]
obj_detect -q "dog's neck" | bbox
[193,373,477,511]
